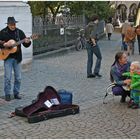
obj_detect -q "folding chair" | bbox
[103,83,116,104]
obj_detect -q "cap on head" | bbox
[6,17,18,24]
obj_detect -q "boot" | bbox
[14,94,22,99]
[120,95,126,103]
[5,95,11,101]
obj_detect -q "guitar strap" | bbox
[15,29,20,52]
[15,29,20,42]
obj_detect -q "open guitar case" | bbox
[15,86,79,123]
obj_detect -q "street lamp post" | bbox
[64,1,67,48]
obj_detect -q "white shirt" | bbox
[106,23,114,33]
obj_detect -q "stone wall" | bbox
[0,1,32,73]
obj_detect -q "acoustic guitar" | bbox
[0,34,38,60]
[122,85,130,91]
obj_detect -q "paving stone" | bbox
[0,33,140,138]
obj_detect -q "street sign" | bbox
[60,28,64,35]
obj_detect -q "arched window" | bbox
[117,4,127,22]
[128,3,137,22]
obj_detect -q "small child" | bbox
[123,61,140,109]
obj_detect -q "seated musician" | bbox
[110,51,131,103]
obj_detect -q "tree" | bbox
[28,1,64,24]
[67,1,115,20]
[28,1,115,24]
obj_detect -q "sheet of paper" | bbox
[44,100,53,108]
[50,98,60,105]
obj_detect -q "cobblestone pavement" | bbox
[0,32,140,139]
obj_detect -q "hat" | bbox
[6,17,18,24]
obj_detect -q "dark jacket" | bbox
[110,61,131,85]
[0,27,31,63]
[84,21,98,40]
[0,43,4,48]
[0,39,4,48]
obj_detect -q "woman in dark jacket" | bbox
[110,51,131,102]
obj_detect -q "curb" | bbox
[33,45,77,59]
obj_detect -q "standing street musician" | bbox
[0,17,31,101]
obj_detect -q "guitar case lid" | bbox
[23,86,61,116]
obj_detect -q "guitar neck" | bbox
[12,37,31,47]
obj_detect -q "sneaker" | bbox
[131,103,139,109]
[5,95,11,101]
[128,99,134,108]
[87,74,95,78]
[14,94,22,99]
[95,73,102,78]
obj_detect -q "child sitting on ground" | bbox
[123,61,140,109]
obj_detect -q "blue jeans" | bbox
[137,35,140,53]
[86,42,102,76]
[4,58,21,96]
[121,34,127,51]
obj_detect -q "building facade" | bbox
[111,1,139,25]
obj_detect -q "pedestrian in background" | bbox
[135,24,140,55]
[121,20,130,51]
[106,21,114,40]
[124,24,136,56]
[84,15,102,78]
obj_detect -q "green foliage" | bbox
[28,1,115,21]
[28,1,64,16]
[28,1,45,16]
[67,1,115,20]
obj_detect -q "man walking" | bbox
[0,17,31,101]
[85,15,102,78]
[105,21,114,40]
[121,20,130,50]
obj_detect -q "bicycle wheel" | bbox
[75,39,83,51]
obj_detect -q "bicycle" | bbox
[75,29,86,51]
